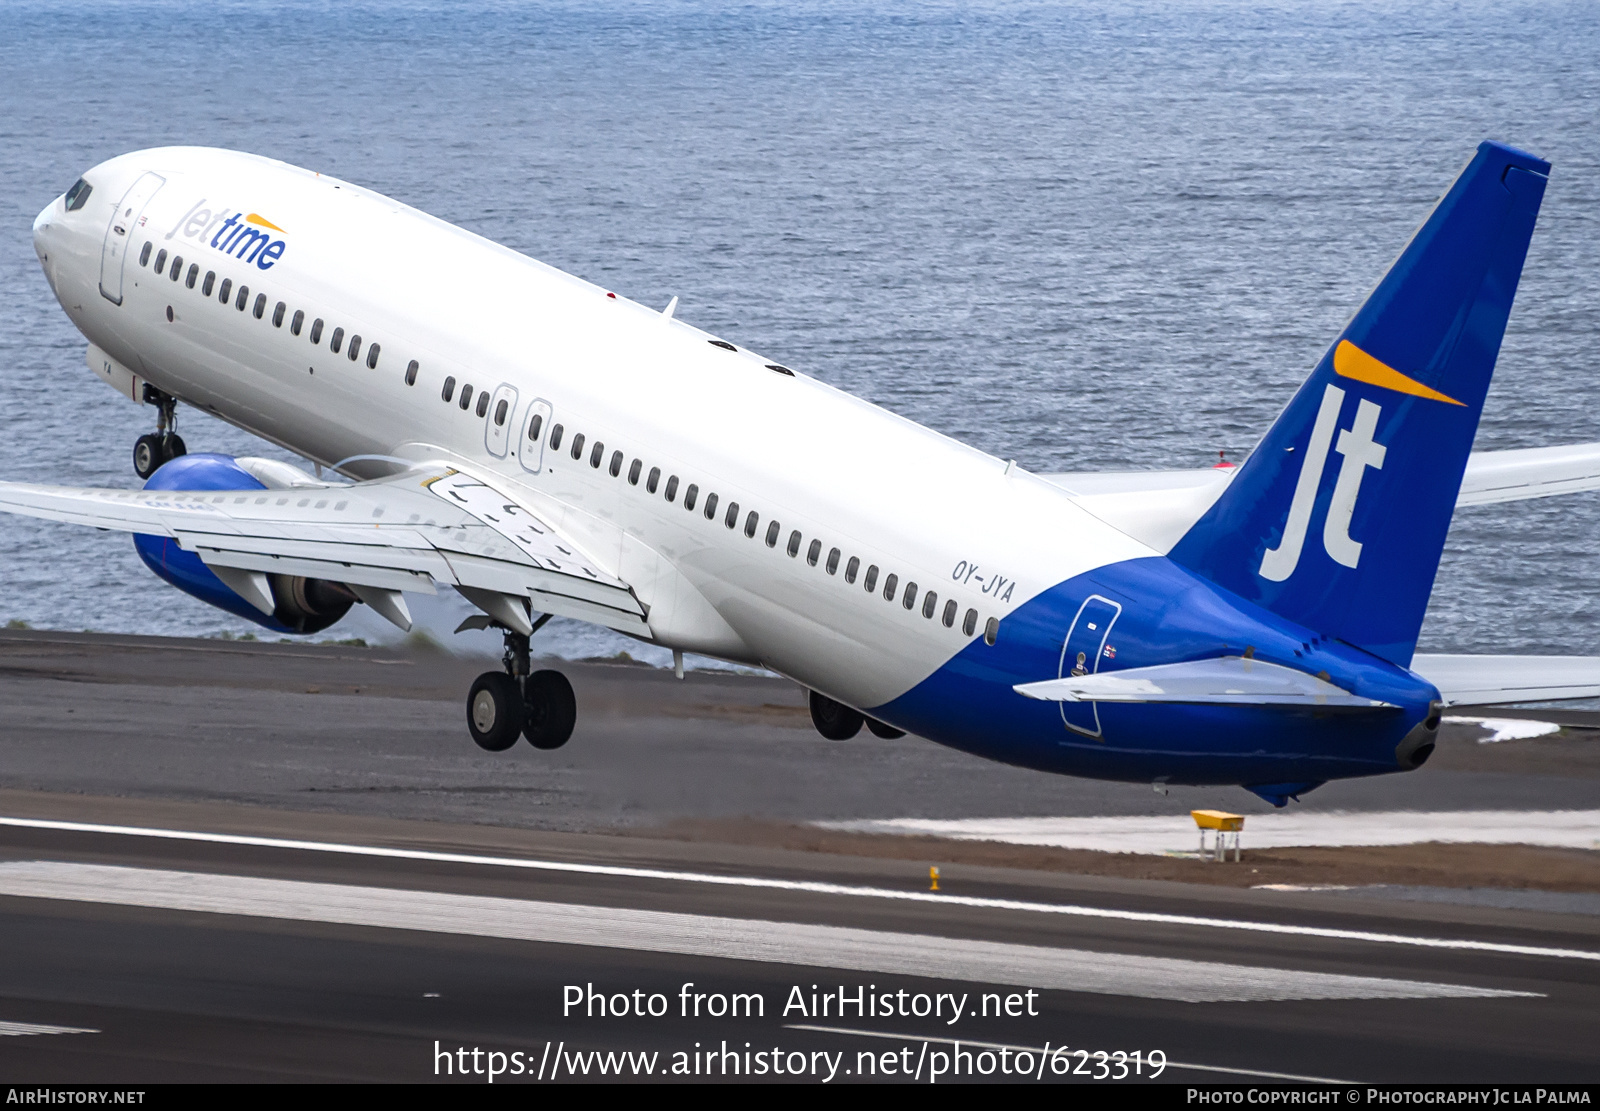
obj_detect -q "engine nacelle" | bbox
[134,454,355,634]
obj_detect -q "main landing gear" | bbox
[133,387,186,479]
[808,690,906,740]
[467,622,577,753]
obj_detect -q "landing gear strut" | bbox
[133,387,186,479]
[466,618,576,753]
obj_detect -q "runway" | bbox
[0,631,1595,1082]
[0,803,1596,1082]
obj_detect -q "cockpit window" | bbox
[63,179,92,211]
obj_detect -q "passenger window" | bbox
[272,301,285,327]
[609,450,623,477]
[253,293,266,319]
[154,248,167,273]
[787,530,802,557]
[704,492,718,520]
[806,539,821,567]
[367,343,380,370]
[684,484,697,511]
[646,466,660,494]
[310,318,323,344]
[495,399,509,426]
[665,475,678,502]
[203,271,216,296]
[476,391,489,418]
[589,441,604,468]
[963,608,978,636]
[549,423,563,450]
[864,565,879,593]
[826,548,841,575]
[903,582,918,610]
[628,459,641,485]
[745,511,759,539]
[765,520,779,547]
[330,326,343,353]
[405,358,419,386]
[724,501,739,528]
[943,599,957,627]
[528,413,543,439]
[460,384,474,411]
[235,285,248,310]
[218,278,232,303]
[139,243,152,267]
[441,376,456,402]
[170,256,183,280]
[984,616,999,646]
[348,335,362,361]
[185,264,198,289]
[922,591,938,619]
[844,556,859,584]
[291,309,304,335]
[570,432,584,459]
[883,573,898,602]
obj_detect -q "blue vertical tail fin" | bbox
[1168,142,1550,666]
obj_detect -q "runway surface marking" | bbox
[0,1020,98,1037]
[2,816,1595,962]
[0,862,1532,1004]
[1442,717,1562,742]
[783,1024,1354,1083]
[820,810,1600,854]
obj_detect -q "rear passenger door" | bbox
[484,384,519,458]
[518,398,553,473]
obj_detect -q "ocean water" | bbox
[0,0,1596,666]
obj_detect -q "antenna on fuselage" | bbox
[662,296,678,319]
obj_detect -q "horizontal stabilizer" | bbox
[1014,656,1395,708]
[1410,654,1600,706]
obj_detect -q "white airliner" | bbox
[11,142,1600,804]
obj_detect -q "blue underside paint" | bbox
[871,557,1438,788]
[133,454,296,633]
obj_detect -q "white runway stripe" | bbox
[820,809,1600,854]
[2,815,1596,962]
[0,862,1533,1004]
[0,1020,98,1037]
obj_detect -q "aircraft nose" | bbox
[32,200,57,289]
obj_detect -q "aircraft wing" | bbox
[0,464,650,637]
[1408,654,1600,706]
[1042,442,1600,551]
[1456,442,1600,506]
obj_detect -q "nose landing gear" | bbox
[133,387,186,479]
[465,616,577,753]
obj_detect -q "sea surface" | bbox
[0,0,1596,667]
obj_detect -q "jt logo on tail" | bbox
[1170,141,1550,666]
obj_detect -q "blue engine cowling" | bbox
[133,454,354,634]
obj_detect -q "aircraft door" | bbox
[99,172,166,306]
[517,397,553,473]
[1058,595,1122,738]
[483,384,519,458]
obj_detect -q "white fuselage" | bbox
[32,147,1153,709]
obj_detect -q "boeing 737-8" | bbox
[11,140,1600,805]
